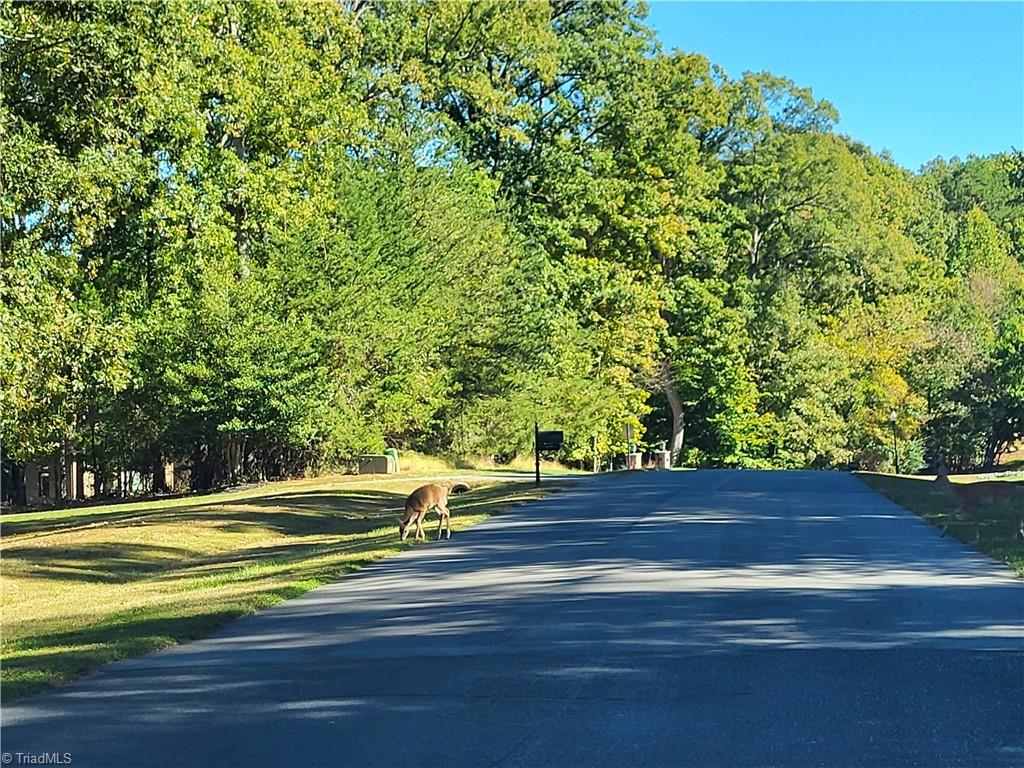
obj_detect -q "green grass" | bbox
[858,472,1024,576]
[0,465,479,527]
[0,473,563,702]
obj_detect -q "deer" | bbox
[398,483,453,542]
[935,465,1023,542]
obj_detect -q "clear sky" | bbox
[644,1,1024,171]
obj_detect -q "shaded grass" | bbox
[0,476,561,701]
[858,472,1024,576]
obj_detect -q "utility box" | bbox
[654,450,672,470]
[358,455,396,474]
[626,452,643,470]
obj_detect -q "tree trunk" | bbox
[983,429,1000,470]
[75,456,86,500]
[660,359,686,466]
[987,422,1013,469]
[223,121,250,278]
[224,437,245,485]
[191,443,212,491]
[152,446,168,493]
[747,226,762,280]
[7,463,27,506]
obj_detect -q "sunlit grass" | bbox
[0,476,559,701]
[401,450,583,475]
[858,472,1024,577]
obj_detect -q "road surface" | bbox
[3,470,1023,767]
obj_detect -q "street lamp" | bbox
[889,410,900,475]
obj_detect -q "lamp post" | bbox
[889,410,900,475]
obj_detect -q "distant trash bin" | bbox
[383,448,400,472]
[359,455,394,474]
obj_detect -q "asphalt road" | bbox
[3,470,1023,767]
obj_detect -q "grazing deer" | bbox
[935,469,1023,542]
[399,483,452,542]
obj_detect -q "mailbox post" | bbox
[535,419,540,487]
[534,424,564,486]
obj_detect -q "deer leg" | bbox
[415,515,426,541]
[440,504,451,539]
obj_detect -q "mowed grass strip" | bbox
[0,476,559,702]
[858,472,1024,576]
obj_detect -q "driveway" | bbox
[3,470,1022,767]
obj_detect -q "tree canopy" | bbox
[3,0,1021,496]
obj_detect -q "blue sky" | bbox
[644,2,1024,171]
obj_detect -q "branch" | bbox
[439,5,475,70]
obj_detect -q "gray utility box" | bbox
[654,450,672,469]
[358,455,397,474]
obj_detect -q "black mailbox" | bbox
[536,430,564,451]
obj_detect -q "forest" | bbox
[3,0,1023,499]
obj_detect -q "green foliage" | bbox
[3,0,1021,493]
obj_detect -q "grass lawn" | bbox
[858,471,1024,577]
[0,472,562,702]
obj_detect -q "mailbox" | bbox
[536,430,564,452]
